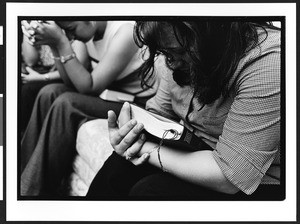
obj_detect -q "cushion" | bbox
[69,119,113,196]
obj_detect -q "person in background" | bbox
[21,22,89,132]
[86,20,282,200]
[20,20,158,197]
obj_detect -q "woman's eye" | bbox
[166,56,174,64]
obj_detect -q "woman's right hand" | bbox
[21,20,36,45]
[107,102,149,166]
[31,21,67,47]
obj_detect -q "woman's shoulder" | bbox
[105,21,135,42]
[231,27,281,94]
[257,26,281,53]
[109,21,135,26]
[239,27,281,70]
[244,26,281,59]
[108,21,135,32]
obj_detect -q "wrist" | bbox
[56,35,71,51]
[138,141,159,160]
[140,140,168,172]
[44,74,51,82]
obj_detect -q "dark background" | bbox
[0,0,299,223]
[0,0,4,222]
[0,0,3,94]
[0,45,3,94]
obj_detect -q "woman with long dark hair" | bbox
[87,19,282,200]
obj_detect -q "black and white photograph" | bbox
[2,1,298,223]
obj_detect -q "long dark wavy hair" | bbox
[134,20,280,104]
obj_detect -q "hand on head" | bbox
[21,20,36,45]
[21,20,66,47]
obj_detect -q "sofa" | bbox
[68,119,113,196]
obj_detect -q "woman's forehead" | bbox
[58,21,83,29]
[57,21,73,29]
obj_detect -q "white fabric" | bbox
[69,119,113,196]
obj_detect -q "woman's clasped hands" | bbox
[107,102,150,166]
[21,20,66,47]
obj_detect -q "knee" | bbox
[51,92,77,111]
[129,174,165,197]
[36,84,67,102]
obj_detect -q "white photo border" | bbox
[6,2,296,222]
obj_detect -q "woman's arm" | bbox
[107,103,239,194]
[139,141,240,194]
[22,35,40,67]
[109,49,280,196]
[50,39,90,86]
[52,23,139,95]
[21,40,89,84]
[21,67,60,83]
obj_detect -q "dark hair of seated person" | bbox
[134,20,280,105]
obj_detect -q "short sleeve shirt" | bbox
[85,21,157,97]
[146,27,281,195]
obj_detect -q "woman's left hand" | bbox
[21,66,45,83]
[107,102,149,166]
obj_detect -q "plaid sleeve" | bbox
[212,49,281,195]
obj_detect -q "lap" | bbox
[53,92,124,120]
[38,83,73,96]
[87,152,284,200]
[130,173,284,200]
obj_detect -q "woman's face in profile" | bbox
[58,21,96,42]
[156,25,193,85]
[159,28,190,68]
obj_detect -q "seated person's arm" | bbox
[50,39,90,84]
[54,23,138,95]
[109,103,239,195]
[109,51,280,195]
[22,34,40,67]
[21,39,89,83]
